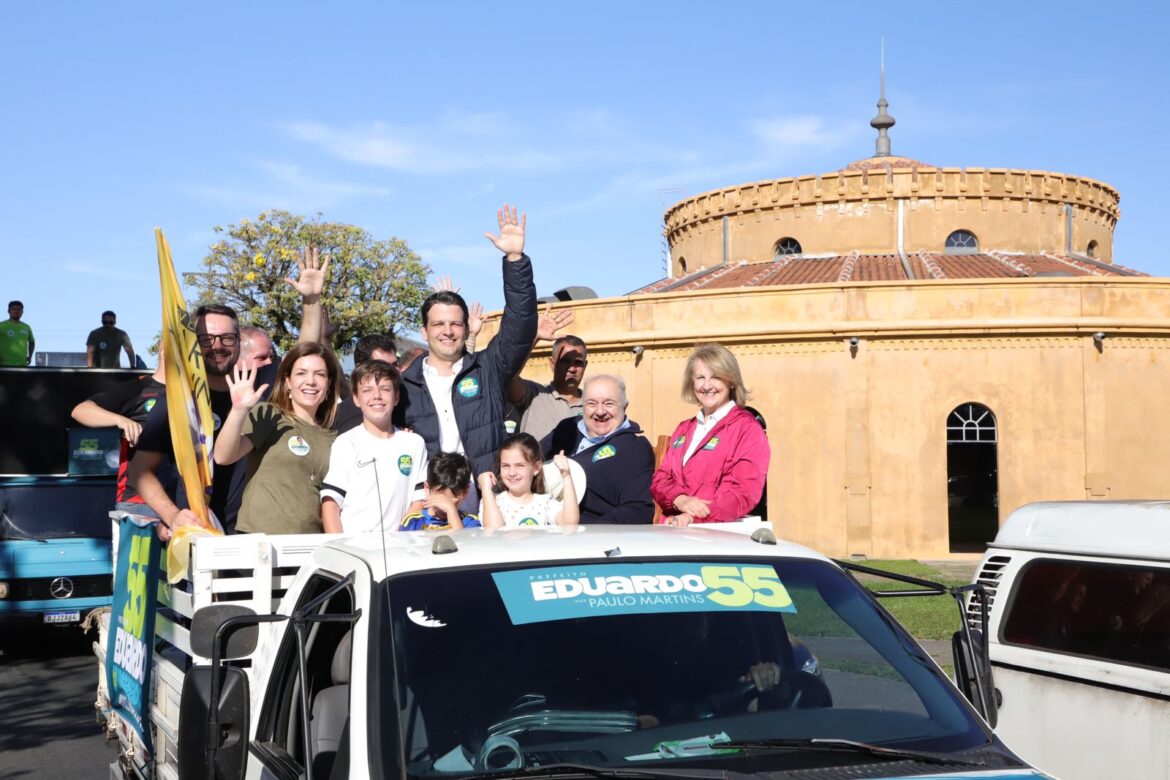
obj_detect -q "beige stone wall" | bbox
[665,168,1120,273]
[481,277,1170,558]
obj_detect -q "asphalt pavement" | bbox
[0,621,116,780]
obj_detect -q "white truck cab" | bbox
[100,522,1050,779]
[972,501,1170,779]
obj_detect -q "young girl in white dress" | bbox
[478,433,579,528]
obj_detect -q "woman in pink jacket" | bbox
[651,344,770,526]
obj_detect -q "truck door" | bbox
[247,568,366,780]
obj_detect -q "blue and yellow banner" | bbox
[492,562,798,625]
[106,513,161,751]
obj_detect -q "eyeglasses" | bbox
[197,333,240,347]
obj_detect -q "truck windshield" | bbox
[382,557,995,776]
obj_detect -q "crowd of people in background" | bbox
[57,205,772,539]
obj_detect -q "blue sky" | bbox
[3,1,1167,358]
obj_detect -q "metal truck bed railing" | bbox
[97,512,323,778]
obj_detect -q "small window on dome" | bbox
[945,230,979,254]
[678,256,687,273]
[774,237,802,257]
[1086,240,1099,258]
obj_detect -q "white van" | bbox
[972,501,1170,780]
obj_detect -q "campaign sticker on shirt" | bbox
[212,412,222,432]
[492,562,798,625]
[457,377,480,398]
[672,435,686,448]
[143,399,157,414]
[702,436,720,451]
[518,517,540,527]
[99,341,108,350]
[397,454,413,475]
[504,420,517,434]
[5,329,14,338]
[287,436,311,457]
[592,444,617,462]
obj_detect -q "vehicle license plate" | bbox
[44,610,81,624]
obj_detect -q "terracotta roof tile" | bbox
[929,255,1019,279]
[628,253,1145,294]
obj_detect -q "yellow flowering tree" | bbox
[184,210,430,354]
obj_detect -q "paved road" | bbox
[0,621,116,780]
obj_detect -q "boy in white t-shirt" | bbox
[321,361,427,533]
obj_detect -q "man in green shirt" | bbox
[0,300,34,367]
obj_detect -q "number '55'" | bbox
[701,565,793,608]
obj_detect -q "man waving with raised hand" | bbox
[397,205,539,511]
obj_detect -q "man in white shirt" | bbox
[396,205,539,507]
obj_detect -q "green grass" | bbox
[853,559,966,641]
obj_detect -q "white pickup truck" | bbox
[97,520,1049,780]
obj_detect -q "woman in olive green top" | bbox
[214,341,342,534]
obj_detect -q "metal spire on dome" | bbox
[870,39,895,156]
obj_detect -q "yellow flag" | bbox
[156,229,221,582]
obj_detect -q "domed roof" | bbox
[840,155,934,173]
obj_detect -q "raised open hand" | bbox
[537,305,575,342]
[225,362,269,412]
[433,274,460,294]
[483,204,526,260]
[468,301,485,337]
[284,246,329,299]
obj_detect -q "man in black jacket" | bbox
[546,374,655,524]
[397,205,538,501]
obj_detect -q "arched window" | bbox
[947,403,999,552]
[678,256,688,273]
[1086,240,1099,258]
[773,237,802,257]
[945,230,979,254]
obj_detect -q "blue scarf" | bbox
[575,417,631,456]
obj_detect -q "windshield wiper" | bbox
[472,762,742,779]
[719,738,986,768]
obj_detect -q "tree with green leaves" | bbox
[183,210,430,355]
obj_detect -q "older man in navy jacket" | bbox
[546,374,655,524]
[397,206,538,502]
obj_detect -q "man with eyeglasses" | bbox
[86,310,136,368]
[545,374,655,524]
[128,304,267,537]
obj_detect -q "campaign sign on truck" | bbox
[493,562,798,625]
[106,514,161,751]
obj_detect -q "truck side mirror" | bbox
[951,627,998,728]
[178,666,250,780]
[191,604,259,659]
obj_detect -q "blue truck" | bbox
[0,366,147,625]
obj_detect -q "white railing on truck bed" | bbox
[98,512,329,778]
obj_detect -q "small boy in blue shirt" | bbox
[400,452,482,531]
